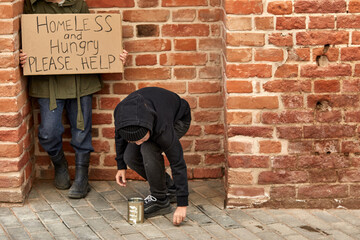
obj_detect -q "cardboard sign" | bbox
[21,14,123,75]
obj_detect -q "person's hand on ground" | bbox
[173,206,187,226]
[115,169,127,187]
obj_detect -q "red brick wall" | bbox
[225,0,360,208]
[0,0,34,203]
[34,0,225,182]
[3,0,360,207]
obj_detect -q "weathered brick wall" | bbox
[225,0,360,208]
[0,0,34,203]
[34,0,226,182]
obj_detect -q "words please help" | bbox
[21,14,123,75]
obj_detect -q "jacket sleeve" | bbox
[159,126,189,207]
[115,130,128,170]
[23,0,33,14]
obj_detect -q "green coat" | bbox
[24,0,103,130]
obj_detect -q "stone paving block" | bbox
[226,208,256,223]
[45,221,74,237]
[310,210,342,223]
[148,216,175,230]
[75,206,101,219]
[328,210,360,226]
[85,188,103,199]
[285,235,309,240]
[37,210,61,223]
[267,223,299,236]
[27,189,40,199]
[0,235,9,240]
[11,206,37,221]
[50,202,77,216]
[188,192,211,206]
[229,227,261,240]
[241,218,270,234]
[97,229,124,240]
[129,181,150,197]
[196,204,223,217]
[286,209,332,230]
[122,233,147,240]
[66,198,89,208]
[202,224,238,239]
[192,185,223,199]
[180,224,214,240]
[28,199,52,212]
[30,231,54,240]
[134,223,166,239]
[102,190,126,202]
[61,213,87,228]
[256,231,285,240]
[86,218,115,232]
[71,226,99,239]
[41,191,65,203]
[99,209,124,222]
[331,222,360,236]
[186,212,214,225]
[89,181,113,193]
[294,226,328,239]
[0,215,21,228]
[326,229,354,240]
[5,227,30,240]
[0,209,11,216]
[266,210,305,227]
[162,228,192,240]
[21,219,47,233]
[0,227,5,235]
[244,209,278,225]
[209,214,242,229]
[208,196,225,209]
[54,235,77,240]
[87,197,113,211]
[109,181,142,199]
[112,200,130,217]
[110,220,138,235]
[33,181,54,193]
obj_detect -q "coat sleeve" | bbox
[115,130,128,170]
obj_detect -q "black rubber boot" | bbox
[50,150,71,190]
[68,152,91,199]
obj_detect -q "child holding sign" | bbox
[19,0,128,199]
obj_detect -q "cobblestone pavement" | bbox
[0,179,360,239]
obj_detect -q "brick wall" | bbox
[34,0,226,183]
[0,0,34,203]
[225,0,360,209]
[3,0,360,207]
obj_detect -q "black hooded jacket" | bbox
[114,87,191,206]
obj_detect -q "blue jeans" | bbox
[37,96,94,156]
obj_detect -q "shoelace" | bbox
[144,195,157,204]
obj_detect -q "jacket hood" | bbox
[114,93,155,134]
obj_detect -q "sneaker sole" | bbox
[144,205,173,219]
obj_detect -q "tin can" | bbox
[127,197,144,224]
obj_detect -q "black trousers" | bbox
[123,119,190,199]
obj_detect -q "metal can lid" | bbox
[128,197,144,202]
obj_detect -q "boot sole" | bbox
[55,183,71,190]
[68,185,91,199]
[144,205,173,219]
